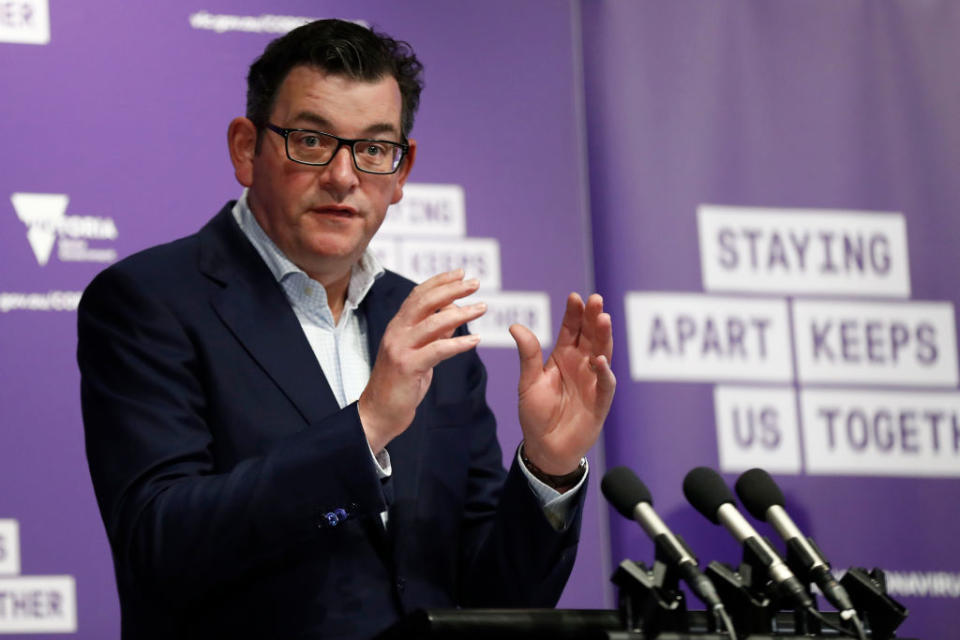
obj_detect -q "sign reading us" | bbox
[371,184,552,349]
[625,205,960,478]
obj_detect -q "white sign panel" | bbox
[466,291,552,348]
[0,0,50,45]
[0,521,19,576]
[793,300,958,387]
[624,293,793,383]
[698,205,910,297]
[366,238,402,274]
[801,389,960,477]
[0,576,76,633]
[380,183,466,237]
[396,238,501,289]
[715,386,801,474]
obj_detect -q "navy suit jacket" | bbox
[78,203,584,639]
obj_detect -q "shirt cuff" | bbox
[517,448,588,531]
[370,445,392,479]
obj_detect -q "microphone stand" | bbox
[703,539,783,637]
[698,535,908,640]
[613,537,732,638]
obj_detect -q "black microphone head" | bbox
[735,468,785,520]
[601,466,652,519]
[682,466,734,524]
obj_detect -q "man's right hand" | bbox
[358,269,487,453]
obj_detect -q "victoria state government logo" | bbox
[12,193,118,266]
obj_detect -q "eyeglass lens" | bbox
[287,131,402,173]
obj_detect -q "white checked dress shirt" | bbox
[231,189,584,529]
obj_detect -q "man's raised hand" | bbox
[509,293,615,478]
[358,269,486,453]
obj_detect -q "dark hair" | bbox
[246,19,423,140]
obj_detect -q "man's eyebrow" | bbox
[362,123,402,139]
[290,111,332,130]
[289,111,401,139]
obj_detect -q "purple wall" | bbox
[1,1,607,637]
[584,2,960,639]
[3,0,959,637]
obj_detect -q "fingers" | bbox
[384,271,486,368]
[555,293,585,348]
[509,323,543,394]
[555,292,613,363]
[418,333,482,368]
[591,354,617,416]
[582,294,613,362]
[410,301,486,347]
[398,269,479,323]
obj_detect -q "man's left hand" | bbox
[509,293,616,477]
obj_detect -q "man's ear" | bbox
[227,117,257,187]
[390,138,417,205]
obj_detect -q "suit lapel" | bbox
[198,205,341,427]
[200,209,429,557]
[359,277,430,548]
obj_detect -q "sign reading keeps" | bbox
[371,184,552,348]
[626,205,960,477]
[793,300,958,387]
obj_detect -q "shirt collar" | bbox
[231,188,384,311]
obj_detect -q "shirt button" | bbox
[396,578,406,593]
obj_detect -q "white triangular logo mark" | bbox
[11,192,69,266]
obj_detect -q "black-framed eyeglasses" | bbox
[265,123,409,175]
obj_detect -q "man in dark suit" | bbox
[78,19,614,639]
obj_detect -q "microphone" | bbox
[601,466,723,611]
[682,466,813,610]
[735,468,856,618]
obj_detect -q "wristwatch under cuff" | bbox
[520,443,587,491]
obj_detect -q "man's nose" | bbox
[320,145,360,195]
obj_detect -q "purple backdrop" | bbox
[584,2,960,639]
[1,1,606,637]
[3,0,959,638]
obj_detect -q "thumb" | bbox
[509,323,543,393]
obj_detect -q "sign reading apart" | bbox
[627,204,960,478]
[698,205,910,297]
[624,293,792,383]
